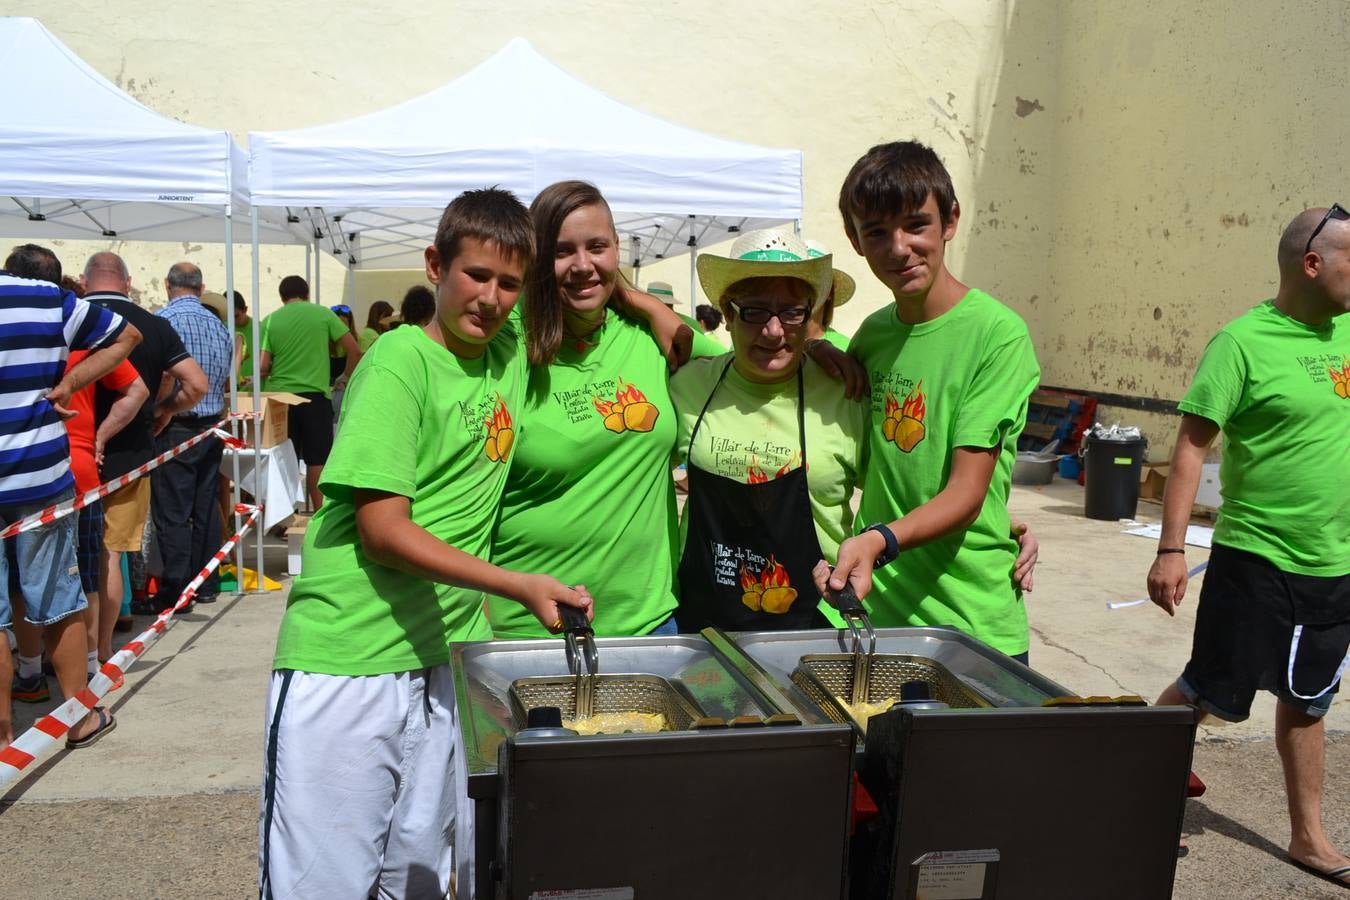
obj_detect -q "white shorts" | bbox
[258,666,474,899]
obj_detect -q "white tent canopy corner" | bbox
[248,37,804,296]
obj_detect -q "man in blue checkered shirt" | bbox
[153,262,234,613]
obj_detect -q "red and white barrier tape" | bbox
[0,414,257,542]
[0,503,261,787]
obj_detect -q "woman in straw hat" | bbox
[672,229,867,630]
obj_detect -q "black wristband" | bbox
[1156,547,1185,555]
[865,523,900,568]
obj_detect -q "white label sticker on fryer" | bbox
[915,862,985,899]
[529,889,634,900]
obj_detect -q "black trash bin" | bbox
[1084,434,1147,520]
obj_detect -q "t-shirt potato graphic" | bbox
[1332,358,1350,398]
[882,382,928,452]
[484,396,514,463]
[593,377,660,433]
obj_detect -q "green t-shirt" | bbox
[670,353,865,565]
[261,301,350,396]
[236,318,254,380]
[273,324,524,675]
[358,326,382,352]
[850,289,1040,654]
[488,314,680,638]
[1179,301,1350,575]
[821,326,851,352]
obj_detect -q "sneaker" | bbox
[195,594,218,605]
[12,672,50,703]
[129,599,160,616]
[173,601,195,616]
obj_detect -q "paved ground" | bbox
[3,480,1347,898]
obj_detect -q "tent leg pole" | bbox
[252,207,267,588]
[313,237,321,304]
[688,243,697,317]
[305,243,312,287]
[225,211,245,597]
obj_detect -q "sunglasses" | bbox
[1305,203,1349,256]
[728,301,810,327]
[330,304,352,314]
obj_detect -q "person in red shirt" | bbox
[12,349,147,697]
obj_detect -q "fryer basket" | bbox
[792,653,991,728]
[508,673,705,732]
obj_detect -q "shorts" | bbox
[259,665,471,899]
[287,392,334,466]
[0,487,88,629]
[76,499,105,594]
[103,478,151,552]
[1178,543,1350,722]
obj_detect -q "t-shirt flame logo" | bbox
[593,376,661,433]
[775,450,802,479]
[747,462,769,484]
[881,381,927,452]
[1331,358,1350,399]
[738,554,798,613]
[483,395,514,463]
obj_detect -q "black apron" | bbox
[677,360,831,632]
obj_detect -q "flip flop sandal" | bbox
[1288,856,1350,889]
[65,707,116,750]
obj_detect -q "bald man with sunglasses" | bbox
[259,275,362,509]
[1148,206,1350,889]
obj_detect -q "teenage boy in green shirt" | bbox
[818,141,1040,660]
[259,189,593,900]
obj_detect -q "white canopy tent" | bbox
[249,38,804,306]
[0,16,302,584]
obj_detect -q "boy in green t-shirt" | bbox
[817,141,1040,660]
[259,189,593,900]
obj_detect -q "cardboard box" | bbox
[230,392,310,449]
[1139,463,1169,501]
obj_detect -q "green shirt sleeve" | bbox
[1178,332,1246,429]
[319,362,422,503]
[691,328,725,359]
[259,315,272,354]
[951,324,1040,449]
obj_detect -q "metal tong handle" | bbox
[559,604,599,676]
[558,604,598,720]
[828,582,877,705]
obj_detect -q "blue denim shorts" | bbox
[0,487,87,629]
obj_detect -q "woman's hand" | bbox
[806,341,869,399]
[1011,520,1038,592]
[516,575,594,632]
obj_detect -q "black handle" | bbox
[828,581,865,616]
[558,603,591,634]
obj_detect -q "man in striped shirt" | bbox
[153,262,234,614]
[1,245,141,752]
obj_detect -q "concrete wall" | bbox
[6,1,1344,459]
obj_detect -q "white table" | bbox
[220,438,304,532]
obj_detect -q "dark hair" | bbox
[694,304,723,331]
[233,290,247,312]
[278,275,309,301]
[837,141,957,244]
[526,180,628,366]
[60,275,84,298]
[401,285,436,326]
[433,187,533,274]
[817,295,836,329]
[366,300,395,332]
[331,305,358,337]
[6,243,62,283]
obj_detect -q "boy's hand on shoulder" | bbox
[806,341,869,400]
[516,574,594,631]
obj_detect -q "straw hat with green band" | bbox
[646,280,679,307]
[696,229,835,308]
[805,240,856,307]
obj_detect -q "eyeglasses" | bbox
[1305,203,1349,256]
[728,301,810,327]
[330,304,351,314]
